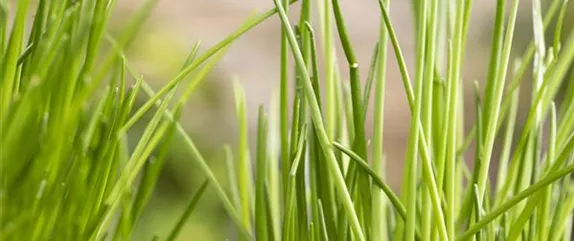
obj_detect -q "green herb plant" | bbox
[1,0,573,241]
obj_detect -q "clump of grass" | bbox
[0,0,201,239]
[1,0,574,241]
[223,0,574,240]
[0,0,285,240]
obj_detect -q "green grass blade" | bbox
[255,106,269,241]
[165,180,210,241]
[332,142,406,220]
[233,78,254,235]
[279,0,291,204]
[1,0,30,116]
[371,0,390,239]
[362,43,380,119]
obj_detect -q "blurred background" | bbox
[109,1,573,240]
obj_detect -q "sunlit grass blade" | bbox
[224,145,241,209]
[233,78,254,236]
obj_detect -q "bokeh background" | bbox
[109,1,573,240]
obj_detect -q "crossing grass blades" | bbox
[1,0,574,240]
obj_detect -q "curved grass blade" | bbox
[332,142,405,220]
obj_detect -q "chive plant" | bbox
[225,0,574,240]
[1,0,574,241]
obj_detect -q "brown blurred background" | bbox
[110,1,572,240]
